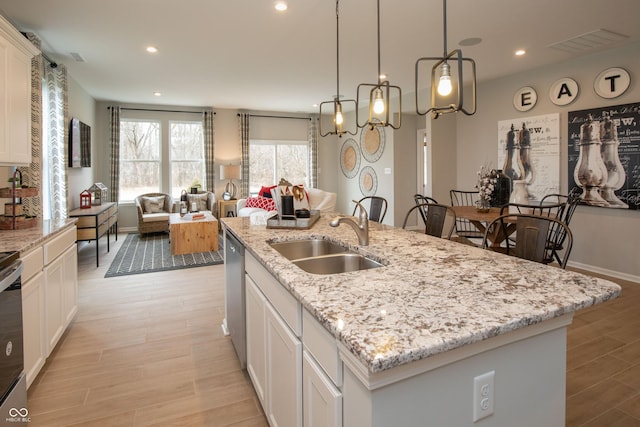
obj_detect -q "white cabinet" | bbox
[20,225,77,388]
[265,302,302,427]
[21,270,45,388]
[245,254,302,427]
[0,15,40,166]
[303,351,342,427]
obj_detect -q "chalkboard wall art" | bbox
[568,102,640,210]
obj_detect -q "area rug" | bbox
[105,232,223,278]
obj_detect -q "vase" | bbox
[490,170,511,208]
[509,180,530,213]
[476,199,490,213]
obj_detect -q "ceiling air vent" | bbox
[69,52,86,62]
[548,29,628,53]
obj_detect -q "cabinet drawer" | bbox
[303,309,342,386]
[246,252,301,336]
[108,204,118,216]
[75,216,96,228]
[97,210,109,226]
[21,246,43,283]
[76,228,96,241]
[43,226,76,265]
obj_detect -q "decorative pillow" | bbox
[187,193,209,211]
[142,196,165,214]
[259,185,276,198]
[245,196,276,211]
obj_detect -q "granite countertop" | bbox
[0,218,77,255]
[221,213,621,373]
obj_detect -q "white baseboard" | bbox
[567,260,640,284]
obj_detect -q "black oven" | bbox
[0,251,27,424]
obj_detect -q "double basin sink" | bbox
[269,239,384,275]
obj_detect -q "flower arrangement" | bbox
[476,165,499,210]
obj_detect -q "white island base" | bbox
[341,315,570,427]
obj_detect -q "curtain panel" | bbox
[308,117,318,188]
[239,113,250,198]
[108,106,121,202]
[203,110,215,192]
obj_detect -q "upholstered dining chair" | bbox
[449,189,483,241]
[353,196,388,223]
[402,203,456,239]
[481,213,573,269]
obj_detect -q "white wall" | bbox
[452,41,640,281]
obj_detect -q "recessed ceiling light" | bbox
[459,37,482,47]
[275,1,287,12]
[515,49,526,56]
[153,91,162,96]
[146,46,158,54]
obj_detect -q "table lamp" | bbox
[220,164,240,200]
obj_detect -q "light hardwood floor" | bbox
[26,233,638,426]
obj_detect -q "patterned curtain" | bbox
[203,110,215,192]
[308,117,319,188]
[239,113,250,198]
[109,106,121,202]
[42,61,69,223]
[18,33,43,218]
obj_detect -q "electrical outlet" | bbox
[473,371,495,422]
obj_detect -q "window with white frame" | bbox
[118,112,206,202]
[249,139,308,194]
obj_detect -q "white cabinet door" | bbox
[303,351,342,427]
[44,254,64,356]
[246,276,267,408]
[61,244,78,325]
[266,302,302,427]
[21,271,45,389]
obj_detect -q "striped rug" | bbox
[105,232,223,278]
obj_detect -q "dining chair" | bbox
[540,193,581,264]
[353,196,388,223]
[402,203,456,239]
[481,213,573,268]
[413,194,438,226]
[449,190,483,240]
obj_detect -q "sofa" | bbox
[135,193,173,234]
[237,187,337,218]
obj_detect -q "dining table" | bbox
[451,206,516,248]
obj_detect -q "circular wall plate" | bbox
[360,122,385,163]
[594,67,630,99]
[359,166,378,196]
[513,86,537,112]
[340,138,360,178]
[549,77,579,106]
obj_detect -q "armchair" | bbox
[135,193,173,234]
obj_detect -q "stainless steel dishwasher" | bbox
[222,229,246,369]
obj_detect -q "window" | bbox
[249,139,308,194]
[170,121,205,198]
[119,120,161,202]
[118,111,206,203]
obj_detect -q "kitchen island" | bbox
[221,213,620,427]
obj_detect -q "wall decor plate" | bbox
[513,86,537,112]
[359,166,378,196]
[340,138,360,178]
[549,77,579,106]
[360,121,385,163]
[594,67,630,99]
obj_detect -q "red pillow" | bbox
[259,185,276,198]
[245,197,276,211]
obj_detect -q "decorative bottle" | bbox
[573,115,609,206]
[502,124,525,187]
[599,117,628,208]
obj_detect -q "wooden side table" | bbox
[169,213,218,255]
[217,199,237,218]
[68,202,118,267]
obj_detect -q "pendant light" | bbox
[356,0,401,130]
[320,0,357,137]
[415,0,477,119]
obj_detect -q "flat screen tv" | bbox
[69,117,91,168]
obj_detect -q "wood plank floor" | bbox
[26,233,638,426]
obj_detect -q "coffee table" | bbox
[169,212,219,255]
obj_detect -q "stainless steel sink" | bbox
[269,239,348,261]
[268,239,384,274]
[293,253,384,275]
